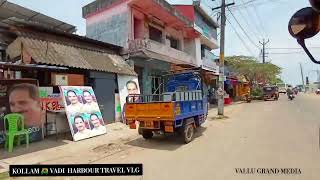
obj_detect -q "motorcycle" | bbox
[288,94,294,100]
[243,91,252,103]
[245,93,252,103]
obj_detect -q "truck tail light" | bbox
[165,126,174,132]
[127,120,136,129]
[164,121,174,126]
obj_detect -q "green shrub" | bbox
[251,87,263,97]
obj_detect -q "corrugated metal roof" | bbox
[6,36,136,76]
[0,0,76,33]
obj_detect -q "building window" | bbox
[149,26,163,43]
[201,44,210,59]
[167,36,180,50]
[201,45,205,59]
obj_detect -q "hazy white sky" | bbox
[9,0,320,85]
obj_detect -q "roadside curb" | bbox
[0,103,243,175]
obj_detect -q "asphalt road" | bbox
[74,94,320,180]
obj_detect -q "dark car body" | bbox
[263,86,279,101]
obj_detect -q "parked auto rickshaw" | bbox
[263,86,279,101]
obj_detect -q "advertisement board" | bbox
[59,86,106,141]
[117,75,140,122]
[0,79,44,144]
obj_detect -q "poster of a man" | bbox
[72,115,92,141]
[82,90,100,113]
[65,89,83,116]
[60,86,107,141]
[117,75,141,122]
[8,83,43,142]
[126,80,140,103]
[89,113,106,136]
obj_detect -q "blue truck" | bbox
[125,70,208,143]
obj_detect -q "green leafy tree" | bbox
[225,56,282,85]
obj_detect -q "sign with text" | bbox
[40,97,64,111]
[9,164,143,176]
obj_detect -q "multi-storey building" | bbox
[82,0,219,94]
[174,0,220,74]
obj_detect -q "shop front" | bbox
[0,20,136,148]
[131,57,171,95]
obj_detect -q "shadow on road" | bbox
[125,126,207,151]
[0,133,71,160]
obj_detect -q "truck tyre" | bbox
[183,124,194,144]
[142,130,153,139]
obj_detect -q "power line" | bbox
[227,6,260,49]
[239,0,263,35]
[230,0,289,10]
[235,1,261,42]
[251,3,268,38]
[239,0,266,39]
[226,15,256,57]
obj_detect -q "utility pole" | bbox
[259,39,270,63]
[213,0,235,116]
[299,63,305,91]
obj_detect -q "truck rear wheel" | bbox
[142,130,153,139]
[183,124,194,144]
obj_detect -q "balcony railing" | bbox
[202,49,219,74]
[126,39,196,65]
[195,24,219,49]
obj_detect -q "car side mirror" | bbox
[310,0,320,12]
[288,7,320,64]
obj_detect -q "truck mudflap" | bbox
[126,119,137,129]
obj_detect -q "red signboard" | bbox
[40,98,65,111]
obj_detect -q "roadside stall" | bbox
[0,19,136,152]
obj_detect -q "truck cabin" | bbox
[126,71,204,103]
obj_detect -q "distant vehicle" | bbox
[293,87,299,95]
[288,94,295,100]
[296,85,304,92]
[276,83,287,94]
[263,86,279,101]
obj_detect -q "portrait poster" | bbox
[59,86,106,141]
[0,79,44,144]
[117,75,140,122]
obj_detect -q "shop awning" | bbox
[6,36,137,76]
[132,50,197,67]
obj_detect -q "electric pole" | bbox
[299,63,305,91]
[213,0,235,116]
[259,39,270,63]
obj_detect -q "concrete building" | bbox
[0,0,136,125]
[82,0,219,95]
[174,1,220,74]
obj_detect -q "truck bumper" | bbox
[133,120,175,133]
